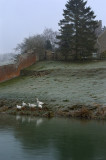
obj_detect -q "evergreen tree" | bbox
[45,40,52,50]
[57,0,98,61]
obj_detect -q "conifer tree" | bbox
[57,0,98,61]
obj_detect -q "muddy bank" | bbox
[0,99,106,120]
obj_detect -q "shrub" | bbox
[74,107,92,119]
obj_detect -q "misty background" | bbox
[0,0,106,64]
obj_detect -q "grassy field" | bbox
[0,60,106,108]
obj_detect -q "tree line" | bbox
[15,28,58,60]
[16,0,99,61]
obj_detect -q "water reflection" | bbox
[16,115,44,126]
[36,118,43,126]
[0,115,106,160]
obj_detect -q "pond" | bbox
[0,115,106,160]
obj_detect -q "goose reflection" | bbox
[16,115,43,127]
[36,118,43,126]
[16,115,21,121]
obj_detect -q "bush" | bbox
[74,107,92,119]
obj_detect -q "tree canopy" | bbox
[57,0,98,61]
[15,28,58,57]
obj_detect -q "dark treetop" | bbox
[57,0,98,61]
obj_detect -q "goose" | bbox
[16,105,22,110]
[28,103,36,108]
[36,98,44,108]
[38,104,43,109]
[22,101,27,107]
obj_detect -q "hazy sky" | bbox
[0,0,106,54]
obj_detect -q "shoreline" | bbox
[0,99,106,120]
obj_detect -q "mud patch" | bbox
[21,69,52,77]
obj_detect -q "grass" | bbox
[0,60,106,108]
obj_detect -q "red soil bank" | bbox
[0,52,36,83]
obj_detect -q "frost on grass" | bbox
[0,61,106,107]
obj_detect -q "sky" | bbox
[0,0,106,54]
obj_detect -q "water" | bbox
[0,115,106,160]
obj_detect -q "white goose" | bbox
[36,98,44,108]
[22,101,27,107]
[16,105,22,110]
[28,103,36,108]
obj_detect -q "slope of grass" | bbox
[0,60,106,108]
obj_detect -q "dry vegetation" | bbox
[0,99,106,120]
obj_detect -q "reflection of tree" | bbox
[55,128,95,160]
[13,118,106,160]
[0,115,106,160]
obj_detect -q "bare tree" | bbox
[15,35,45,60]
[42,28,58,50]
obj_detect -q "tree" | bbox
[43,28,58,51]
[57,0,98,61]
[15,35,45,53]
[15,35,45,60]
[15,28,58,57]
[45,40,52,50]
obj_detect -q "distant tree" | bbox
[57,0,98,61]
[15,35,45,59]
[43,28,58,51]
[45,40,52,50]
[15,28,58,60]
[15,35,45,53]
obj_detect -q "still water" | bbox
[0,115,106,160]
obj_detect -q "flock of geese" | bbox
[16,98,44,110]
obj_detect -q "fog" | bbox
[0,53,17,66]
[0,0,106,54]
[0,0,106,66]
